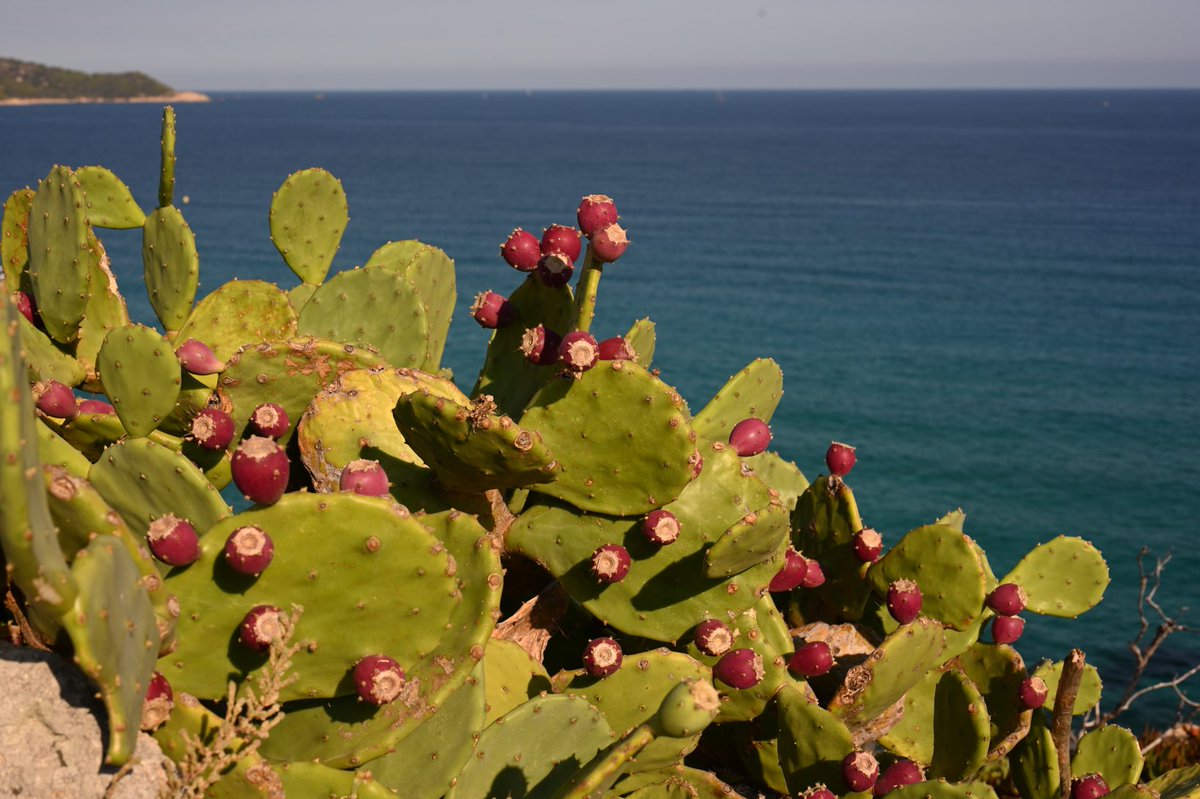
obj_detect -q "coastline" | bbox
[0,91,210,107]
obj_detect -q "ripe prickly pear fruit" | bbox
[874,760,925,796]
[592,223,629,264]
[642,509,681,545]
[353,654,407,706]
[248,402,289,439]
[769,548,809,592]
[577,194,619,238]
[853,527,883,562]
[582,637,623,678]
[1072,774,1111,799]
[174,338,226,375]
[713,648,764,689]
[32,380,77,419]
[471,290,516,329]
[986,583,1028,616]
[190,408,235,451]
[559,331,599,373]
[140,671,173,731]
[656,678,720,738]
[842,751,880,793]
[590,544,631,584]
[501,228,541,272]
[597,336,636,362]
[238,604,283,651]
[991,614,1025,645]
[520,325,562,366]
[536,251,575,287]
[340,459,390,496]
[1018,676,1049,709]
[231,436,290,505]
[694,619,734,657]
[15,291,37,324]
[800,558,826,589]
[146,514,200,567]
[224,525,275,576]
[79,399,115,415]
[728,417,771,457]
[826,441,857,477]
[541,224,583,262]
[887,579,923,624]
[788,641,835,678]
[801,786,836,799]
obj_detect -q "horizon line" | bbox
[189,85,1200,93]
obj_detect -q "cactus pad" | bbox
[269,168,347,285]
[624,317,656,366]
[27,165,91,343]
[74,165,145,229]
[366,240,456,371]
[1032,659,1103,715]
[1002,535,1109,618]
[95,324,182,437]
[2,187,34,285]
[744,450,809,510]
[929,669,990,780]
[176,279,299,362]
[956,642,1031,761]
[75,238,132,389]
[776,680,855,795]
[1147,765,1200,799]
[482,637,552,726]
[1071,725,1143,788]
[142,205,200,331]
[704,500,790,578]
[692,358,783,442]
[868,523,988,630]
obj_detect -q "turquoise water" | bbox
[3,91,1197,726]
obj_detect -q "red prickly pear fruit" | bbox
[520,326,562,366]
[728,417,771,457]
[714,648,764,689]
[590,544,631,584]
[801,786,837,799]
[140,670,174,731]
[577,194,619,237]
[224,525,275,576]
[591,223,630,264]
[238,604,283,651]
[536,251,575,287]
[642,509,680,546]
[1072,775,1111,799]
[788,641,835,678]
[800,558,826,589]
[842,751,880,793]
[340,458,390,496]
[694,619,734,657]
[190,408,235,451]
[887,579,923,624]
[79,398,115,415]
[986,583,1028,616]
[874,760,925,796]
[174,338,226,375]
[501,228,541,272]
[1018,676,1049,709]
[991,614,1025,645]
[231,436,290,505]
[470,290,516,329]
[688,450,704,480]
[146,514,200,567]
[248,403,289,439]
[541,224,583,262]
[559,331,599,373]
[32,380,77,419]
[853,528,884,563]
[353,654,407,706]
[769,548,809,592]
[826,441,857,477]
[597,336,636,362]
[144,669,173,702]
[582,637,624,678]
[15,291,37,324]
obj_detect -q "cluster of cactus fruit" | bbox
[1,107,1197,799]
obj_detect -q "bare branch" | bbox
[1054,649,1086,799]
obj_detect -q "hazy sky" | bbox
[7,1,1200,90]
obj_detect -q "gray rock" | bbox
[0,642,168,798]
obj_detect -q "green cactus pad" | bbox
[889,780,1000,799]
[296,266,432,368]
[2,187,34,285]
[1032,659,1103,715]
[27,165,91,343]
[877,666,941,765]
[788,475,871,622]
[65,535,159,765]
[929,669,990,780]
[617,764,749,799]
[74,166,145,229]
[867,523,988,631]
[508,445,779,642]
[956,642,1031,762]
[393,389,559,492]
[551,648,709,774]
[35,420,91,477]
[75,235,132,390]
[95,324,182,437]
[142,205,200,332]
[176,279,299,363]
[18,314,86,385]
[1108,786,1163,799]
[472,273,574,416]
[704,499,790,578]
[731,719,791,796]
[482,637,552,726]
[1148,765,1200,799]
[522,360,696,515]
[269,168,348,285]
[744,450,809,510]
[365,241,456,371]
[1071,726,1143,788]
[624,317,656,366]
[1002,536,1109,618]
[1012,713,1059,799]
[158,107,175,207]
[692,358,783,443]
[287,280,318,312]
[446,694,614,799]
[363,239,431,269]
[776,680,855,795]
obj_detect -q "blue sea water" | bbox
[2,90,1198,727]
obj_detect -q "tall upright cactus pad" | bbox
[270,168,348,285]
[776,681,855,795]
[75,166,145,229]
[929,669,990,780]
[692,358,783,442]
[75,237,132,389]
[175,279,299,362]
[789,475,870,622]
[96,324,182,437]
[956,643,1031,761]
[158,106,176,207]
[27,165,91,343]
[522,360,697,515]
[878,666,942,764]
[868,524,989,630]
[365,241,456,371]
[1013,714,1059,799]
[2,187,34,285]
[1002,536,1109,618]
[142,205,200,332]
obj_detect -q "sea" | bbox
[2,90,1197,728]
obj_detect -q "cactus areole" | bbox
[352,654,407,706]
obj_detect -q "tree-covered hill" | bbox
[0,57,175,101]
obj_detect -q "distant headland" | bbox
[0,57,209,106]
